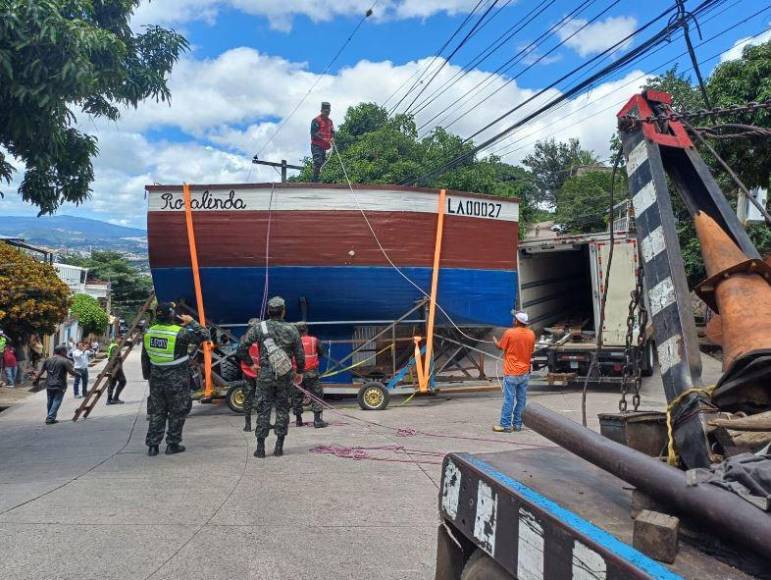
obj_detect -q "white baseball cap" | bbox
[510,310,529,325]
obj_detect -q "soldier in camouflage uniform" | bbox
[291,322,328,428]
[238,296,304,458]
[142,302,210,457]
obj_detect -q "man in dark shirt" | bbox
[34,345,80,425]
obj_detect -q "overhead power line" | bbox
[399,0,502,116]
[255,2,377,158]
[407,0,556,119]
[415,0,599,135]
[403,0,724,185]
[386,0,488,115]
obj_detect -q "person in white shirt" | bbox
[71,341,94,398]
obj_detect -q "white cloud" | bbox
[132,0,485,31]
[719,25,771,63]
[4,46,651,228]
[557,16,637,57]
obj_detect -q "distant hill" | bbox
[0,215,148,264]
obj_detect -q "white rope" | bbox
[259,183,275,319]
[332,142,497,345]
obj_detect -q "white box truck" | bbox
[518,231,654,382]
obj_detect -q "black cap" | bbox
[156,302,176,319]
[321,101,331,110]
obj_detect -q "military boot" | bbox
[243,415,252,432]
[165,443,186,455]
[147,445,159,457]
[274,436,285,457]
[254,438,266,458]
[295,414,304,427]
[313,411,329,428]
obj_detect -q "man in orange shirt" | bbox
[493,310,536,433]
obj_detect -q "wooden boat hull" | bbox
[146,183,520,328]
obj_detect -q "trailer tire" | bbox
[357,382,390,411]
[225,381,249,414]
[217,356,242,383]
[641,340,655,377]
[461,550,514,580]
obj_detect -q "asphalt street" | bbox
[0,350,724,579]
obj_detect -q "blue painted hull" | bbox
[151,265,518,328]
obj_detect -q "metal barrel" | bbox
[524,402,771,559]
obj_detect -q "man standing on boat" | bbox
[291,322,328,429]
[310,101,335,182]
[238,297,305,458]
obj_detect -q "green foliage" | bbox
[522,138,598,206]
[645,45,771,285]
[0,241,70,339]
[0,1,188,214]
[70,293,108,335]
[707,40,771,190]
[294,102,540,235]
[59,251,152,319]
[555,170,626,234]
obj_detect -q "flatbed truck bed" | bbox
[436,447,754,579]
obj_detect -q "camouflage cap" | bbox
[295,321,308,332]
[267,296,285,309]
[321,101,331,109]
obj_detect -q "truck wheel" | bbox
[641,341,655,377]
[226,381,248,414]
[357,382,390,411]
[461,550,514,580]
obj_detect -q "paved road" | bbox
[0,350,724,579]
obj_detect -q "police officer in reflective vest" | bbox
[291,322,328,428]
[142,302,210,457]
[310,101,335,182]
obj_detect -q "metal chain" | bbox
[619,99,771,127]
[619,263,646,412]
[632,264,647,411]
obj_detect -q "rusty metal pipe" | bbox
[523,402,771,558]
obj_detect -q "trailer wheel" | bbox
[641,340,655,377]
[225,381,248,414]
[357,382,390,411]
[218,356,242,383]
[461,550,514,580]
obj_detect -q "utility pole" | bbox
[251,155,304,183]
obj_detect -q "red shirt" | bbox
[3,346,17,367]
[240,343,260,379]
[497,327,536,376]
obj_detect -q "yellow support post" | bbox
[419,188,447,392]
[183,183,214,399]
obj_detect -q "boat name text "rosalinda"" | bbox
[160,190,247,210]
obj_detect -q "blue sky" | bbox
[1,0,769,229]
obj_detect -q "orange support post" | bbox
[418,188,447,392]
[183,184,214,398]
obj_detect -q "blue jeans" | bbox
[73,368,88,396]
[4,367,17,386]
[500,374,529,429]
[46,389,65,421]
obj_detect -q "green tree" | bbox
[70,293,108,335]
[522,138,598,206]
[59,251,152,319]
[294,102,540,235]
[0,242,70,340]
[0,1,188,215]
[554,170,626,234]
